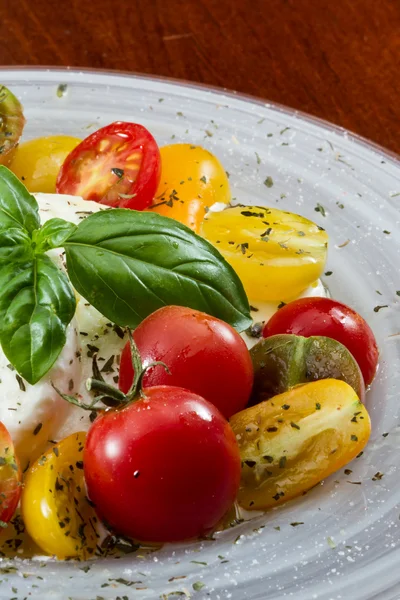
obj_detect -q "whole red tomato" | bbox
[56,122,161,210]
[119,306,253,419]
[263,297,378,386]
[84,386,241,542]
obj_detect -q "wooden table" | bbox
[1,0,399,155]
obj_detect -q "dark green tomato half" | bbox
[0,86,25,166]
[250,334,365,405]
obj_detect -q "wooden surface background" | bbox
[1,0,399,155]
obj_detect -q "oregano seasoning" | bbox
[111,168,124,178]
[56,83,68,98]
[264,176,274,188]
[33,423,43,436]
[374,305,389,312]
[193,582,205,591]
[15,374,26,392]
[314,203,326,217]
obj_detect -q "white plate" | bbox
[1,67,400,600]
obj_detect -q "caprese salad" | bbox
[0,84,377,560]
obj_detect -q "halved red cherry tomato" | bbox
[263,297,379,386]
[84,386,241,542]
[56,122,161,210]
[119,306,253,419]
[0,422,21,523]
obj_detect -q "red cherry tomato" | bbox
[84,386,241,542]
[56,122,161,210]
[263,297,378,386]
[119,306,253,419]
[0,422,21,523]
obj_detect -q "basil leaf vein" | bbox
[0,254,76,384]
[0,226,33,264]
[64,209,251,331]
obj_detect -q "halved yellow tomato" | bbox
[21,432,99,559]
[148,144,230,232]
[9,135,81,193]
[230,379,371,510]
[201,206,328,302]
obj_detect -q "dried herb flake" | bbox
[264,176,274,188]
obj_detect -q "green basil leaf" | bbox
[33,218,77,253]
[0,166,40,234]
[0,254,76,384]
[64,209,251,331]
[0,225,33,264]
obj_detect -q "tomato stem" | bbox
[128,330,144,396]
[86,378,126,402]
[53,330,170,413]
[129,360,171,401]
[51,384,105,412]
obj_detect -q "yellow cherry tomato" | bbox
[230,379,371,511]
[201,205,328,302]
[0,512,43,558]
[21,432,99,559]
[148,144,230,232]
[9,135,81,193]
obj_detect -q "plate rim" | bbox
[1,64,400,168]
[0,65,399,600]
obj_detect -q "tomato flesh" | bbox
[119,306,253,419]
[0,422,21,523]
[21,432,98,559]
[201,205,328,302]
[56,122,161,210]
[84,386,241,542]
[263,297,379,386]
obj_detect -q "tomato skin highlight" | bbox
[56,122,161,210]
[118,306,253,419]
[84,386,241,543]
[263,297,379,386]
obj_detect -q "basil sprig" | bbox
[0,167,251,384]
[0,168,76,384]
